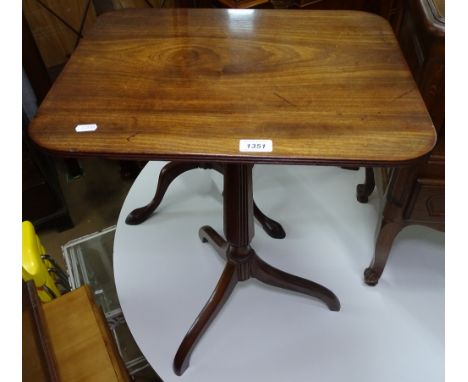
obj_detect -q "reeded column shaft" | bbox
[223,164,254,249]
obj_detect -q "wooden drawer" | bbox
[406,178,444,223]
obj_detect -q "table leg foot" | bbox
[173,262,238,376]
[125,162,199,225]
[363,267,380,286]
[251,254,341,311]
[364,218,405,286]
[253,201,286,239]
[199,225,228,259]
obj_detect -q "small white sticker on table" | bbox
[75,123,98,132]
[239,139,273,152]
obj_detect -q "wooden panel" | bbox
[398,8,425,82]
[295,0,373,11]
[23,0,97,68]
[23,313,51,382]
[112,0,155,8]
[43,286,129,381]
[217,0,270,8]
[419,158,444,180]
[419,126,444,179]
[406,179,444,223]
[22,281,60,382]
[23,12,52,103]
[403,1,445,131]
[380,0,404,30]
[29,9,435,166]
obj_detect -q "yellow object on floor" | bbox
[22,221,61,302]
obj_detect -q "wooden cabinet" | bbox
[363,0,445,285]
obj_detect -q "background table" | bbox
[114,162,444,382]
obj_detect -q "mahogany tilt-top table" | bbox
[29,8,436,376]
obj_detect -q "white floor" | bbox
[114,162,444,382]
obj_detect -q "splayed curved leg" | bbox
[173,262,238,376]
[251,254,340,311]
[125,162,200,225]
[253,202,286,239]
[126,162,285,239]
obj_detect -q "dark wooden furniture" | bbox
[362,0,445,285]
[216,0,270,8]
[23,280,60,382]
[29,9,435,375]
[23,13,74,231]
[126,161,287,239]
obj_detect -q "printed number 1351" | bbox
[239,139,273,152]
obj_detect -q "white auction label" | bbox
[75,123,98,132]
[239,139,273,152]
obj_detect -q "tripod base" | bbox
[173,225,340,376]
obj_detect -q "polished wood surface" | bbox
[29,9,435,166]
[23,0,97,68]
[43,286,130,381]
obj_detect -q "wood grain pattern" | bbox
[29,9,435,166]
[23,0,97,68]
[217,0,270,8]
[42,286,130,381]
[111,0,158,9]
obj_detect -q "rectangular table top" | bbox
[29,9,435,166]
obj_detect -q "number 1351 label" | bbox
[239,139,273,153]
